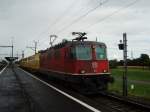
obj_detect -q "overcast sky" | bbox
[0,0,150,60]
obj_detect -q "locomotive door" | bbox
[64,47,74,74]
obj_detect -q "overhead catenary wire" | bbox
[27,0,141,54]
[38,0,109,46]
[30,0,77,42]
[84,0,140,30]
[56,0,109,34]
[50,0,93,31]
[37,0,106,44]
[25,0,79,52]
[35,0,94,43]
[34,0,95,48]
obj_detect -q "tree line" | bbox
[109,54,150,69]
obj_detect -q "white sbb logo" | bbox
[92,62,98,69]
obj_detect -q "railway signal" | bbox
[118,33,128,96]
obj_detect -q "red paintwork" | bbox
[74,60,109,74]
[40,43,109,75]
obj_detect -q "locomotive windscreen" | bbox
[95,46,106,60]
[70,41,107,60]
[75,46,92,60]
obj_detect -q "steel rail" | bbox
[97,92,150,112]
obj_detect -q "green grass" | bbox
[109,80,150,99]
[111,68,150,81]
[109,68,150,99]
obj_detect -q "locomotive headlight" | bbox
[103,70,107,73]
[81,70,85,74]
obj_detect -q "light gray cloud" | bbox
[0,0,150,60]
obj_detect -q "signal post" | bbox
[118,33,128,96]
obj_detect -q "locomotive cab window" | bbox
[69,47,76,59]
[95,46,106,60]
[75,45,92,60]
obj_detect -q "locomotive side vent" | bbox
[72,32,87,41]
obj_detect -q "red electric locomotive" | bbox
[39,32,113,93]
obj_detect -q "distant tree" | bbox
[139,54,149,69]
[127,59,132,66]
[118,60,124,66]
[149,60,150,70]
[109,59,118,69]
[133,58,141,66]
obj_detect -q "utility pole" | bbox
[96,37,98,42]
[123,33,128,96]
[16,51,18,61]
[0,45,14,58]
[118,33,128,96]
[34,40,37,54]
[11,37,14,58]
[27,41,38,54]
[131,50,133,59]
[22,50,24,58]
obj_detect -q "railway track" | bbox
[20,68,150,112]
[88,92,150,112]
[102,92,150,111]
[0,64,6,71]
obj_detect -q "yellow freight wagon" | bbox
[20,53,40,70]
[20,57,28,68]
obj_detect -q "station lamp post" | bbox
[118,33,128,96]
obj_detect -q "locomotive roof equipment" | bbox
[72,32,87,41]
